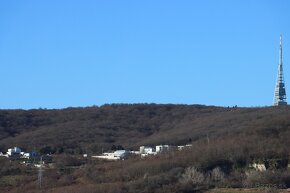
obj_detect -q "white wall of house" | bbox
[7,147,21,156]
[92,150,129,160]
[140,146,154,154]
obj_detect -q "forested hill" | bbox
[0,104,289,154]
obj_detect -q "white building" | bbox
[139,146,154,154]
[129,150,140,155]
[156,145,165,153]
[92,150,129,160]
[177,145,185,150]
[7,147,21,156]
[114,150,129,159]
[21,152,38,159]
[156,145,177,153]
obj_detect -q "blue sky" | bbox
[0,1,290,109]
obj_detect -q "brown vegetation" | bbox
[0,104,289,192]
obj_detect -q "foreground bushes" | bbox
[61,138,288,193]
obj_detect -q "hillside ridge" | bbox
[0,104,289,155]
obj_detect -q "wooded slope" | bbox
[0,104,289,154]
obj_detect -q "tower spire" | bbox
[280,34,282,66]
[273,34,287,106]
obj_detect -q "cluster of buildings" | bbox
[91,144,193,160]
[1,144,193,162]
[0,147,39,159]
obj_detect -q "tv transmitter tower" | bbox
[273,34,287,106]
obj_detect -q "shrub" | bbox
[210,167,225,186]
[54,155,83,168]
[244,170,287,189]
[180,167,206,185]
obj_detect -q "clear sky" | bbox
[0,1,290,109]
